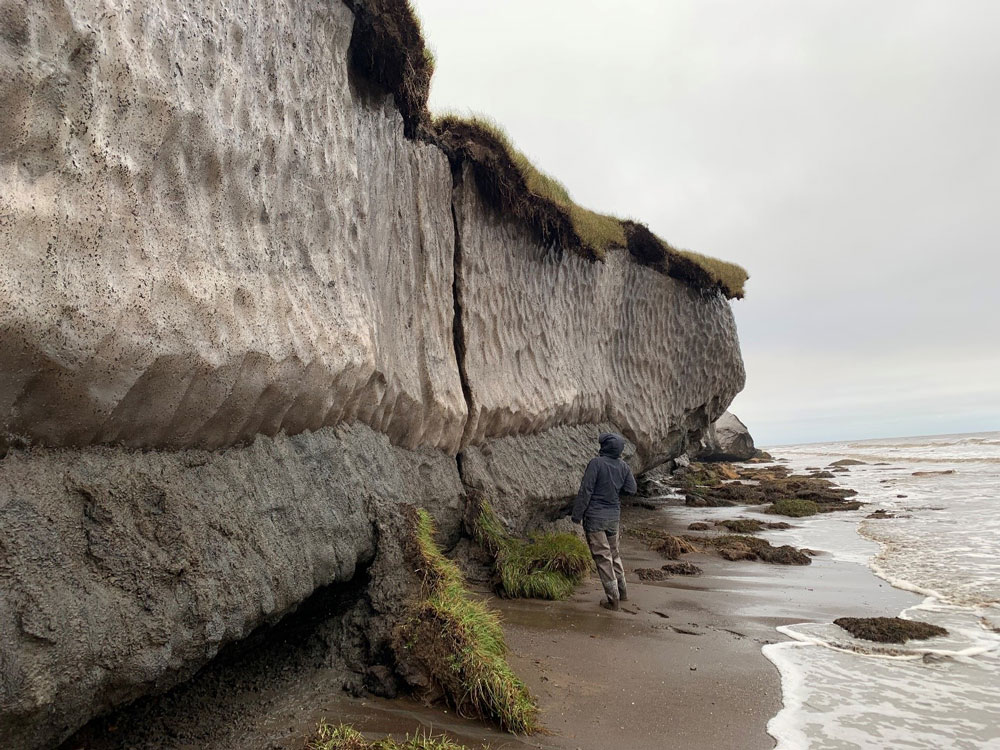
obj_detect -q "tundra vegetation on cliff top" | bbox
[345,0,748,299]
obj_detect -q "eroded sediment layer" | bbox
[453,167,745,466]
[0,0,466,453]
[0,422,463,749]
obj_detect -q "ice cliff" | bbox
[0,1,745,746]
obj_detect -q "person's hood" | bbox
[598,432,625,459]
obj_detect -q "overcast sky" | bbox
[412,0,1000,446]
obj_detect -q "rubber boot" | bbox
[617,578,628,602]
[600,579,621,611]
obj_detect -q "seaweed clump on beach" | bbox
[308,722,473,750]
[396,510,538,733]
[834,617,948,643]
[474,500,591,600]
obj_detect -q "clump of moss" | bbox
[474,501,591,600]
[308,721,471,750]
[397,510,538,733]
[767,498,819,517]
[834,617,948,644]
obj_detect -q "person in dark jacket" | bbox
[571,432,637,611]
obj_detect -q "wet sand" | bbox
[63,506,919,750]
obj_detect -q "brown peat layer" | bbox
[62,506,918,750]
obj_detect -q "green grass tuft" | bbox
[474,500,592,600]
[767,498,819,517]
[397,510,538,734]
[675,248,750,301]
[307,721,473,750]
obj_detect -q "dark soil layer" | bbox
[834,617,948,643]
[344,0,433,138]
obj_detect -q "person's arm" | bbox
[622,463,637,496]
[571,459,599,524]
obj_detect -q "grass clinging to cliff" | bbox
[474,499,592,600]
[397,510,538,734]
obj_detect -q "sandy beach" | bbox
[62,497,920,750]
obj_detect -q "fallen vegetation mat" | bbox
[834,617,948,643]
[634,561,703,581]
[627,526,700,559]
[691,534,813,565]
[714,518,792,533]
[677,461,863,511]
[474,500,591,600]
[308,721,473,750]
[630,523,812,565]
[396,510,537,733]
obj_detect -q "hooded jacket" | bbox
[571,433,637,532]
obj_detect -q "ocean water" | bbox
[761,432,1000,750]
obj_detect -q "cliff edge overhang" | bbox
[344,0,749,300]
